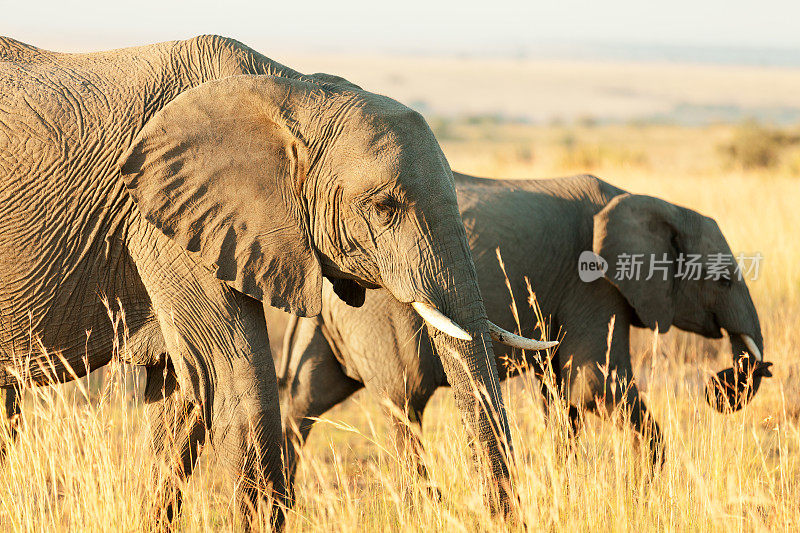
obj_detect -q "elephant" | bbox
[278,172,773,496]
[0,35,540,528]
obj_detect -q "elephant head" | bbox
[593,193,772,412]
[118,74,529,508]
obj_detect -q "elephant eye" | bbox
[373,194,403,224]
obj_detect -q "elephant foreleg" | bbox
[388,403,442,501]
[533,351,583,440]
[144,363,206,528]
[623,385,664,469]
[390,405,428,478]
[278,318,362,505]
[126,221,288,531]
[199,292,287,531]
[566,405,582,438]
[0,387,20,459]
[590,374,664,469]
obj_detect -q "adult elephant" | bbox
[279,173,773,493]
[0,36,536,529]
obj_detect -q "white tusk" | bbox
[742,334,763,362]
[488,321,559,351]
[412,302,472,341]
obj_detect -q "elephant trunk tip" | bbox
[705,333,773,413]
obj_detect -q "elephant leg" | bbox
[533,352,582,440]
[623,387,664,469]
[387,401,443,501]
[203,293,287,530]
[594,374,664,469]
[567,405,583,437]
[126,222,288,531]
[279,318,362,504]
[390,404,429,479]
[0,387,20,459]
[143,363,206,528]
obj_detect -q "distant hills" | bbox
[281,50,800,126]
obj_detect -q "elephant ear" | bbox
[119,75,322,317]
[593,194,693,332]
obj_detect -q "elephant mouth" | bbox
[707,313,724,339]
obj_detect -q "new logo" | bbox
[578,251,608,282]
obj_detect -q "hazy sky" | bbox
[3,0,799,54]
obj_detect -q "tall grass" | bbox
[0,123,798,531]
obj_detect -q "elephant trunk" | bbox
[380,185,519,515]
[422,274,515,517]
[706,307,772,412]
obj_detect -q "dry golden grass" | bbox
[0,123,798,532]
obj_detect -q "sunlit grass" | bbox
[0,123,798,531]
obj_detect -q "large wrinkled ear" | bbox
[119,75,322,316]
[593,194,694,332]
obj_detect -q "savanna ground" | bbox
[1,59,800,532]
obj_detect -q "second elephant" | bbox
[278,172,772,493]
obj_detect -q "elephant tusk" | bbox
[742,334,763,362]
[411,302,472,341]
[488,321,559,351]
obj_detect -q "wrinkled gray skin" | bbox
[0,36,513,528]
[278,173,767,494]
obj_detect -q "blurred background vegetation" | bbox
[427,115,800,176]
